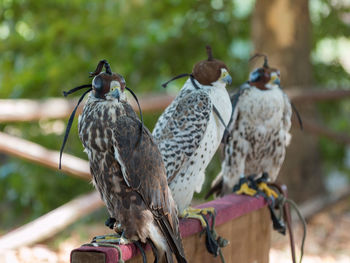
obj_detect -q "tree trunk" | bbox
[251,0,326,203]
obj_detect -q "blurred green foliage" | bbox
[0,0,251,99]
[0,0,349,229]
[310,0,350,176]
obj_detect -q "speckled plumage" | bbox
[77,65,186,263]
[211,81,292,196]
[153,76,232,212]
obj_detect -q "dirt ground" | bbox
[1,201,350,263]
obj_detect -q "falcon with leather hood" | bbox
[207,55,292,199]
[60,60,187,263]
[153,46,232,223]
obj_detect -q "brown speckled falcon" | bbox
[65,60,187,263]
[207,55,292,199]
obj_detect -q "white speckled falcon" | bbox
[152,46,232,221]
[60,60,187,263]
[207,55,292,199]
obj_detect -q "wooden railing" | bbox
[0,94,175,122]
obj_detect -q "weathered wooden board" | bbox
[128,206,271,263]
[71,251,106,263]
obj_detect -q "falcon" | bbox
[60,60,187,263]
[153,46,232,222]
[207,54,292,199]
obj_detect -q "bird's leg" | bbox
[256,173,279,201]
[92,224,129,245]
[97,219,131,244]
[181,207,229,258]
[92,232,130,245]
[252,174,286,234]
[180,206,216,228]
[233,175,258,196]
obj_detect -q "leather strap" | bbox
[270,183,296,263]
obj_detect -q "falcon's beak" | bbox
[110,88,120,100]
[110,81,121,100]
[222,74,232,85]
[270,73,280,85]
[273,77,280,85]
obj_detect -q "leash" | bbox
[199,211,228,263]
[269,183,307,263]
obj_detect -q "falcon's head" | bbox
[248,54,280,90]
[192,45,232,87]
[89,60,126,101]
[59,59,144,170]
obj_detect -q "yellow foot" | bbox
[92,233,130,245]
[180,206,216,228]
[234,177,257,196]
[258,182,278,199]
[182,207,230,257]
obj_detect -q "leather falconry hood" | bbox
[192,45,228,85]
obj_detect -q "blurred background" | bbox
[0,0,349,262]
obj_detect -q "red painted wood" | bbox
[70,194,266,262]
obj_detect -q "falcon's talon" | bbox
[234,181,257,196]
[181,206,215,228]
[258,182,279,199]
[255,173,279,200]
[92,233,130,245]
[200,207,216,216]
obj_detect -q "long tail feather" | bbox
[156,215,187,263]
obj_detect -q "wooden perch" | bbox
[1,88,349,123]
[0,132,90,180]
[287,88,350,103]
[71,194,270,263]
[293,118,350,145]
[0,94,175,122]
[0,98,79,122]
[0,191,103,250]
